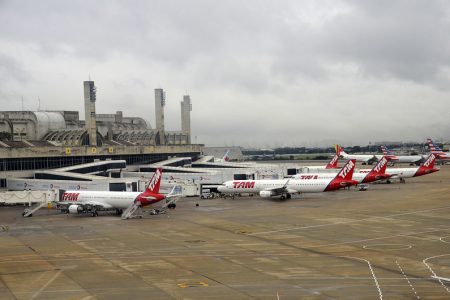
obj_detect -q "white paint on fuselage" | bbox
[341,153,374,163]
[374,155,423,164]
[63,191,142,209]
[218,178,335,194]
[295,172,370,183]
[359,168,418,178]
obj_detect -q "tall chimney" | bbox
[154,88,165,145]
[181,95,192,144]
[83,81,97,146]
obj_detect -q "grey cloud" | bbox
[0,53,29,83]
[0,0,450,146]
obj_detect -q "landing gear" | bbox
[286,194,292,199]
[167,203,176,209]
[116,209,123,215]
[91,211,98,217]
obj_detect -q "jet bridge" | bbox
[0,190,59,217]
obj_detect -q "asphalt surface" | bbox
[0,165,449,299]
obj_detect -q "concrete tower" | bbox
[83,81,97,146]
[181,95,192,144]
[154,88,165,145]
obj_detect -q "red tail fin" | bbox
[325,154,339,169]
[335,144,343,155]
[361,156,391,183]
[325,159,357,191]
[372,156,389,175]
[145,168,162,194]
[336,159,356,181]
[421,154,436,169]
[414,154,439,177]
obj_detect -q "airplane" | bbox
[427,138,450,160]
[58,168,182,219]
[374,145,423,165]
[335,144,377,165]
[214,149,231,162]
[217,159,358,200]
[360,153,439,182]
[293,156,392,184]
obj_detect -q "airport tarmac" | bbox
[0,165,449,299]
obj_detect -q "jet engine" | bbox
[68,204,83,214]
[259,191,273,198]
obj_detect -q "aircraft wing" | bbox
[58,201,113,209]
[261,179,297,196]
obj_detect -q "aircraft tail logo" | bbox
[423,154,436,169]
[146,168,162,194]
[372,156,388,174]
[326,154,339,169]
[337,159,356,180]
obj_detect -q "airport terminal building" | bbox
[0,81,201,188]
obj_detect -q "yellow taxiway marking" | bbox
[177,282,209,288]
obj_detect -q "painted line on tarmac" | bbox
[30,269,62,300]
[396,260,420,299]
[363,244,412,251]
[306,227,450,249]
[340,256,382,300]
[248,206,450,235]
[439,236,450,244]
[423,254,450,294]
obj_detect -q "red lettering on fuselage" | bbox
[299,175,318,180]
[232,181,255,189]
[62,192,80,201]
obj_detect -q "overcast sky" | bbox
[1,0,449,147]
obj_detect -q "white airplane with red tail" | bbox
[294,156,392,184]
[59,168,182,219]
[217,160,358,200]
[335,144,376,164]
[374,145,423,165]
[361,153,439,181]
